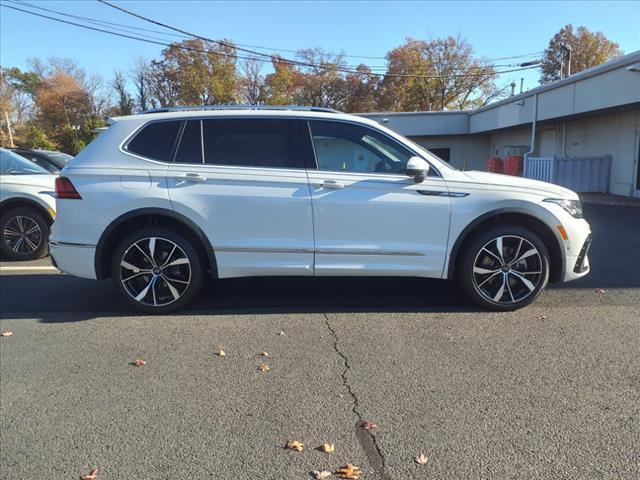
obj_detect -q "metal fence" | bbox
[523,155,612,193]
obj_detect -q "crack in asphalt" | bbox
[322,313,391,480]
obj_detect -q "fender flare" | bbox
[94,207,217,279]
[446,207,566,280]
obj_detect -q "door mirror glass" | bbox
[405,156,430,182]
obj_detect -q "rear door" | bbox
[166,117,314,278]
[304,119,451,278]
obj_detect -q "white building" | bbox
[361,51,640,197]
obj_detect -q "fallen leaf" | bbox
[133,359,146,367]
[321,442,335,453]
[415,453,429,465]
[278,331,285,336]
[336,464,361,479]
[312,470,332,479]
[217,349,226,357]
[260,351,269,357]
[286,439,304,452]
[536,315,547,320]
[1,331,13,337]
[361,420,378,430]
[258,363,270,372]
[596,288,606,294]
[79,468,98,480]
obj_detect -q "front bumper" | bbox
[49,241,97,280]
[561,223,592,282]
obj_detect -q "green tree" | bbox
[152,39,239,106]
[540,24,623,83]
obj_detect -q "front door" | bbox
[305,120,451,278]
[167,117,314,277]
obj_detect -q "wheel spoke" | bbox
[161,275,181,300]
[15,216,24,232]
[512,270,541,275]
[506,277,516,302]
[164,257,189,267]
[514,248,538,264]
[162,274,188,285]
[134,243,155,266]
[25,224,40,235]
[511,271,535,291]
[151,276,158,306]
[482,247,503,263]
[493,274,506,301]
[12,237,24,253]
[122,272,147,282]
[148,237,157,264]
[477,270,501,288]
[511,238,523,264]
[3,228,20,237]
[495,237,505,263]
[474,266,500,275]
[23,236,38,251]
[121,260,148,273]
[160,245,177,267]
[134,278,153,301]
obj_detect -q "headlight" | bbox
[543,198,583,218]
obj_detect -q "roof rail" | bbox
[139,104,341,115]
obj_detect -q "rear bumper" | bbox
[49,241,97,280]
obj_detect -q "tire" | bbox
[0,207,50,260]
[458,224,550,311]
[111,228,204,314]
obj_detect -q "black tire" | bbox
[111,227,204,314]
[458,224,550,311]
[0,207,50,260]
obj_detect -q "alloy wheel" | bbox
[3,215,42,255]
[472,235,543,305]
[120,237,192,307]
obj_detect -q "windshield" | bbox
[0,149,50,175]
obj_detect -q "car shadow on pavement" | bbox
[0,274,480,322]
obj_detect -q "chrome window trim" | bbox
[119,115,442,178]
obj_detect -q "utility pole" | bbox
[4,111,15,148]
[561,44,573,78]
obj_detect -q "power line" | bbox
[1,2,540,80]
[95,0,539,77]
[11,0,543,63]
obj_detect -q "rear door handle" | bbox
[320,179,344,189]
[175,173,207,183]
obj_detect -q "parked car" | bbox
[13,148,73,174]
[50,106,592,313]
[0,148,56,260]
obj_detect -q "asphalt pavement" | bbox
[1,203,639,480]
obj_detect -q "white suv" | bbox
[50,106,592,313]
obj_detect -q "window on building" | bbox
[202,118,304,169]
[428,148,451,163]
[308,120,413,174]
[126,121,182,162]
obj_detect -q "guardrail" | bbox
[523,155,611,193]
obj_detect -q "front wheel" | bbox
[112,228,204,313]
[458,225,550,311]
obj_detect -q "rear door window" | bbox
[175,120,203,164]
[126,121,182,161]
[202,118,304,169]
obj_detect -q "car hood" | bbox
[457,170,579,199]
[0,173,57,190]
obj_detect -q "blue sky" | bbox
[1,0,639,93]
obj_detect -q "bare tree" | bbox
[240,56,264,105]
[129,56,151,112]
[111,71,134,116]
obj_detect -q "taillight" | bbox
[55,176,82,199]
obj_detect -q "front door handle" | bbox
[175,173,207,183]
[321,179,344,189]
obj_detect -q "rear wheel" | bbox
[0,207,50,260]
[112,228,204,313]
[458,225,550,310]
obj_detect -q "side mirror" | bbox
[405,156,430,183]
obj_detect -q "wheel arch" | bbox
[0,198,54,225]
[95,208,217,280]
[448,208,565,283]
